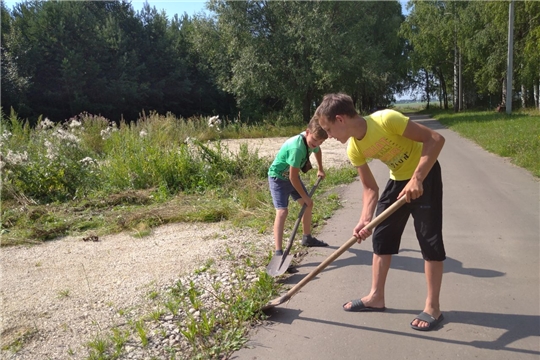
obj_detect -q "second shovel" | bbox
[266,176,322,277]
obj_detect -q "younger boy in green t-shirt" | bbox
[268,115,329,255]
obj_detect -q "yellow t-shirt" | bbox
[347,110,422,180]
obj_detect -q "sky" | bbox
[130,1,209,17]
[2,0,211,16]
[4,1,409,18]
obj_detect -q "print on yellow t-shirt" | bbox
[347,110,423,181]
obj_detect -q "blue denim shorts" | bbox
[268,177,307,209]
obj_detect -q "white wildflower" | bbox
[140,130,148,138]
[100,124,118,140]
[69,119,82,128]
[100,129,110,139]
[0,131,12,147]
[54,129,80,143]
[45,140,57,160]
[38,118,55,130]
[1,131,12,141]
[208,115,221,128]
[5,150,28,165]
[79,157,97,166]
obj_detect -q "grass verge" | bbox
[426,109,540,177]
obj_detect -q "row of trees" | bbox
[401,0,540,110]
[1,1,539,125]
[1,0,406,124]
[1,1,235,123]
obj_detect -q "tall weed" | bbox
[1,115,100,203]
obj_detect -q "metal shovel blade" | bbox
[265,177,322,277]
[265,253,294,277]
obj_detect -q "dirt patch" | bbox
[221,137,350,169]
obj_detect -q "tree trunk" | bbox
[425,68,430,109]
[459,49,463,111]
[453,42,458,112]
[502,77,507,106]
[521,84,526,108]
[438,70,448,110]
[302,90,313,123]
[438,77,443,108]
[534,77,539,110]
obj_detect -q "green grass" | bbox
[428,109,540,177]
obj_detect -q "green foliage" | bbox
[86,337,111,360]
[165,267,277,359]
[401,0,540,109]
[2,0,235,123]
[3,0,539,124]
[195,0,406,120]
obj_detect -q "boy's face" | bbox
[305,131,325,149]
[319,115,347,144]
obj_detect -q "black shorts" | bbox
[372,161,446,261]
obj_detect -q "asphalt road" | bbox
[233,114,540,360]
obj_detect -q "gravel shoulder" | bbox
[0,137,349,359]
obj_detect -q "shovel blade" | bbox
[265,254,294,277]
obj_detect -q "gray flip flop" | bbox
[410,311,444,331]
[342,299,387,312]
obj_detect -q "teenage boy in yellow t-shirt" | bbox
[316,93,446,332]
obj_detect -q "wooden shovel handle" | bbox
[282,196,407,301]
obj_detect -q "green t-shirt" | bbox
[268,132,320,180]
[346,109,423,181]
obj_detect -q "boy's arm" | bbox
[400,120,445,202]
[289,166,312,207]
[314,149,325,178]
[354,163,379,241]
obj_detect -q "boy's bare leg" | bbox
[299,199,312,235]
[273,209,288,251]
[411,260,443,328]
[344,254,391,309]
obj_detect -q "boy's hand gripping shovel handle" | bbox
[263,195,407,309]
[265,176,323,277]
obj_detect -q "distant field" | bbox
[391,102,427,112]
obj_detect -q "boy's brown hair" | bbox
[307,114,328,140]
[315,93,358,123]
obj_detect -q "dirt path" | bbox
[220,137,350,169]
[0,137,349,359]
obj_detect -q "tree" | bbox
[400,0,458,109]
[195,0,405,121]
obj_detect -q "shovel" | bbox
[262,195,407,310]
[266,176,323,277]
